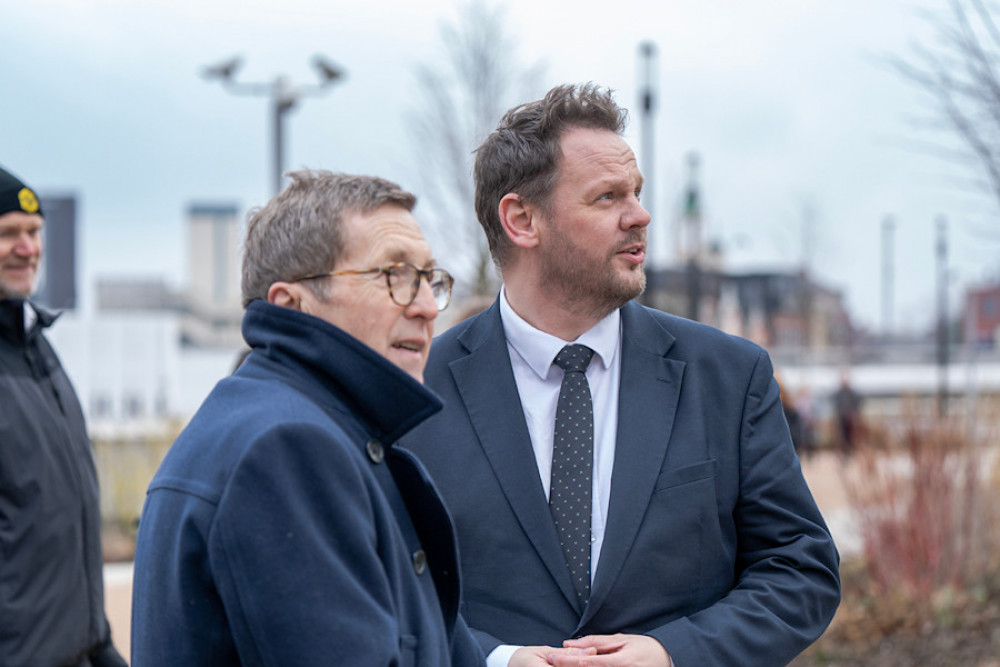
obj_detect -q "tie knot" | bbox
[554,344,594,375]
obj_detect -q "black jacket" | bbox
[0,299,125,667]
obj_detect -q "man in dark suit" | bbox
[402,84,840,666]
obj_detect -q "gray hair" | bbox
[240,170,416,307]
[473,83,627,268]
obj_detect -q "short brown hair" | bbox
[240,170,416,307]
[473,83,627,268]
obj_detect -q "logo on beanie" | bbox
[18,188,39,214]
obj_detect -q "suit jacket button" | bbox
[366,439,384,464]
[412,549,427,575]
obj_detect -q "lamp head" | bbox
[312,55,345,85]
[203,56,243,82]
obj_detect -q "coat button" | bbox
[412,549,427,575]
[366,439,384,464]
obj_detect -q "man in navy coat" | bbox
[131,171,483,666]
[402,84,840,666]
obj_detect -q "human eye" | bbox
[430,268,451,286]
[386,261,417,283]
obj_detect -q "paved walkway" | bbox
[105,562,134,661]
[103,450,855,663]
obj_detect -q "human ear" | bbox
[267,282,303,310]
[498,193,539,249]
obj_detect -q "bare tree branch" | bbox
[408,0,545,298]
[889,0,1000,215]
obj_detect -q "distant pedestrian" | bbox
[794,386,819,459]
[833,371,863,455]
[777,375,815,459]
[0,165,127,667]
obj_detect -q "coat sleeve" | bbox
[648,350,841,667]
[210,423,415,666]
[89,619,128,667]
[453,614,489,666]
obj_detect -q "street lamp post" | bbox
[638,41,657,233]
[936,216,949,417]
[203,55,346,196]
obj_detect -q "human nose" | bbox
[13,231,41,256]
[406,277,439,320]
[622,195,651,230]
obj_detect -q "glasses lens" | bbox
[429,269,453,311]
[385,263,453,310]
[386,263,419,307]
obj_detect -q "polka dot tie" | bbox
[550,343,594,609]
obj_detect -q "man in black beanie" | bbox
[0,165,127,667]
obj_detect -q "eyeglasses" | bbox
[291,262,454,311]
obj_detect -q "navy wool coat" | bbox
[131,300,483,667]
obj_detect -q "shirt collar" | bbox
[23,301,37,333]
[499,286,620,381]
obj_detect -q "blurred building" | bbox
[964,282,1000,345]
[95,202,243,347]
[646,153,852,350]
[33,194,77,310]
[97,277,178,311]
[644,267,853,350]
[184,203,243,347]
[48,201,246,437]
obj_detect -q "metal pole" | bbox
[636,42,658,308]
[202,57,345,198]
[683,153,702,321]
[272,77,298,197]
[800,203,815,349]
[936,216,949,416]
[881,215,895,340]
[638,42,657,231]
[272,92,284,197]
[686,258,701,322]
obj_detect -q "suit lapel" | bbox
[584,302,685,624]
[449,302,582,612]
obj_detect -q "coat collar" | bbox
[241,299,443,445]
[0,299,58,345]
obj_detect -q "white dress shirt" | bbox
[488,288,622,667]
[23,300,37,333]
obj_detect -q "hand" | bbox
[510,645,598,666]
[550,634,670,666]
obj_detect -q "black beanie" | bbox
[0,165,43,217]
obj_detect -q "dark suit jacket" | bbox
[402,299,840,666]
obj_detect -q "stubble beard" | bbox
[0,269,37,300]
[541,230,646,321]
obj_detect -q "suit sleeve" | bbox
[453,613,490,666]
[648,350,841,667]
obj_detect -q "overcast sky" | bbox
[4,0,998,334]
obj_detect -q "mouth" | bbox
[616,243,646,264]
[2,262,36,271]
[1,263,37,278]
[392,340,426,354]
